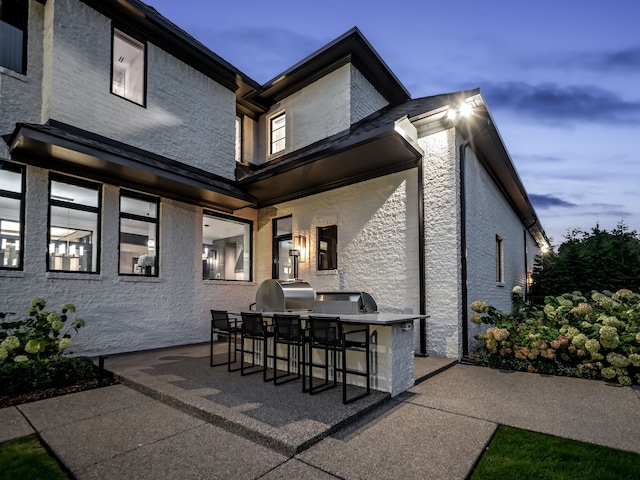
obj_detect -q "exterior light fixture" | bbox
[293,234,307,263]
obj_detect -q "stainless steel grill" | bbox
[255,279,314,312]
[313,291,378,315]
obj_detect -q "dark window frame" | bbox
[119,189,160,277]
[203,210,253,282]
[269,112,286,155]
[271,215,292,279]
[0,160,25,271]
[110,25,147,107]
[496,234,504,284]
[317,225,338,271]
[47,174,102,274]
[0,0,28,74]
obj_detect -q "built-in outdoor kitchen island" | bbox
[248,279,427,397]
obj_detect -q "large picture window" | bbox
[0,0,28,74]
[119,191,159,276]
[0,162,24,270]
[112,28,145,105]
[202,212,252,281]
[317,225,337,271]
[48,177,101,273]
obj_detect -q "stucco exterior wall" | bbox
[0,0,45,160]
[256,171,420,316]
[46,0,236,179]
[420,129,462,358]
[0,165,257,357]
[464,145,530,353]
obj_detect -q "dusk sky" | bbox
[144,0,640,247]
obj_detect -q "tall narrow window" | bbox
[496,235,504,284]
[48,177,101,273]
[0,162,24,270]
[317,225,337,271]
[119,191,159,276]
[235,116,242,162]
[203,212,252,281]
[112,28,145,105]
[0,0,28,74]
[272,216,292,279]
[270,112,286,155]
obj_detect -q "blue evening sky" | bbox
[144,0,640,246]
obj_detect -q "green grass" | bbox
[471,425,640,480]
[0,435,69,480]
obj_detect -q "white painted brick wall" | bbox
[420,129,462,358]
[46,0,236,179]
[0,0,45,160]
[350,65,389,124]
[255,171,421,316]
[256,64,389,163]
[0,165,257,357]
[464,145,534,353]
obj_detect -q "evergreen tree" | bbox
[530,222,640,300]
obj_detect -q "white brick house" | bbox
[0,0,547,359]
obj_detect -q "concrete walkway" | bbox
[1,344,639,479]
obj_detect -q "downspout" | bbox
[459,122,490,359]
[417,156,427,356]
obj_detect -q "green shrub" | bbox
[0,356,95,395]
[471,287,640,385]
[0,298,92,394]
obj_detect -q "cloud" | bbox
[529,194,577,209]
[482,82,640,126]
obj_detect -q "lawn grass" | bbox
[0,435,69,480]
[471,425,640,480]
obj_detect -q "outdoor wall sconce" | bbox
[293,234,307,263]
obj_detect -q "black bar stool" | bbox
[272,314,306,387]
[307,316,371,404]
[240,312,274,381]
[210,310,241,371]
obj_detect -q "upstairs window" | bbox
[270,112,286,155]
[112,28,145,105]
[48,177,101,273]
[0,0,28,74]
[119,191,159,276]
[0,161,24,270]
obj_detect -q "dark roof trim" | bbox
[78,0,266,117]
[258,27,411,107]
[5,121,256,213]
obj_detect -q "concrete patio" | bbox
[2,343,639,479]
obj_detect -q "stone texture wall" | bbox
[0,165,257,357]
[46,0,236,179]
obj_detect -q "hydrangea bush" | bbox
[471,288,640,385]
[0,298,85,365]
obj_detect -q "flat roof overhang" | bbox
[238,122,424,206]
[5,123,256,213]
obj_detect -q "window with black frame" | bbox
[317,225,337,271]
[48,177,101,273]
[202,212,252,281]
[119,191,159,276]
[0,161,24,270]
[0,0,28,74]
